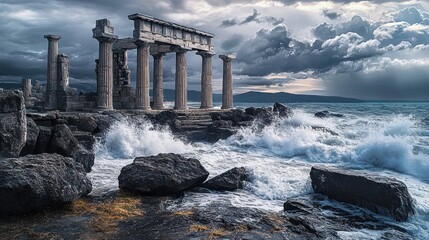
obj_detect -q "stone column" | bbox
[152,53,166,110]
[57,54,69,111]
[21,78,32,100]
[135,40,151,110]
[44,34,61,110]
[174,48,188,110]
[92,19,118,110]
[197,51,214,109]
[219,54,236,110]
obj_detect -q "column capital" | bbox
[44,34,61,41]
[151,52,166,59]
[196,51,215,58]
[219,54,236,62]
[93,18,118,42]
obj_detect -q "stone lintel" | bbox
[44,34,61,40]
[219,54,236,61]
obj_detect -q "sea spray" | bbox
[94,117,191,160]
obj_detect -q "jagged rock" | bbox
[72,147,95,173]
[202,167,247,191]
[310,166,414,221]
[20,118,39,156]
[0,90,27,158]
[66,115,98,133]
[48,124,94,172]
[0,153,91,215]
[314,111,344,118]
[273,102,293,118]
[48,124,79,157]
[34,126,52,154]
[73,131,96,151]
[119,153,209,195]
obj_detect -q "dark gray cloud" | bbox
[322,9,342,20]
[221,19,239,28]
[221,34,245,51]
[240,9,261,25]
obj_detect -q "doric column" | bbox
[92,19,118,110]
[174,48,188,110]
[21,78,32,100]
[196,51,215,109]
[135,40,151,110]
[152,52,166,110]
[44,34,61,110]
[57,54,69,111]
[219,54,236,110]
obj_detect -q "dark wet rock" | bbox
[202,167,247,191]
[48,124,80,157]
[53,118,68,125]
[48,124,95,172]
[34,126,52,154]
[311,126,339,136]
[66,115,99,133]
[273,102,293,118]
[283,194,410,239]
[310,166,415,221]
[118,153,209,195]
[315,110,344,118]
[0,153,91,215]
[72,148,95,173]
[28,111,58,127]
[72,131,96,151]
[20,118,40,156]
[0,90,27,158]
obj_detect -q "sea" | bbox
[89,101,429,239]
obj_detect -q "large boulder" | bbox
[273,103,293,118]
[0,153,92,215]
[0,90,27,158]
[310,166,414,221]
[20,118,40,156]
[202,167,248,191]
[118,153,209,195]
[66,115,99,133]
[48,124,94,172]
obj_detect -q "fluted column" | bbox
[197,51,214,109]
[152,53,165,110]
[44,34,61,110]
[21,78,32,100]
[174,48,188,110]
[219,54,236,110]
[135,41,151,110]
[93,19,118,109]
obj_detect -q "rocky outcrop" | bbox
[34,126,52,154]
[315,111,344,118]
[118,153,209,195]
[20,118,39,156]
[310,166,414,221]
[202,167,247,191]
[0,153,91,215]
[273,102,293,118]
[0,90,27,158]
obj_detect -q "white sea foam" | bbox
[94,117,191,160]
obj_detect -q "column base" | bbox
[200,105,212,109]
[221,106,233,110]
[97,106,114,110]
[174,106,188,110]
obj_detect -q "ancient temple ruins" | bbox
[23,13,235,112]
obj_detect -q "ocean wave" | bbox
[94,117,190,160]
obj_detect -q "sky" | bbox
[0,0,429,100]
